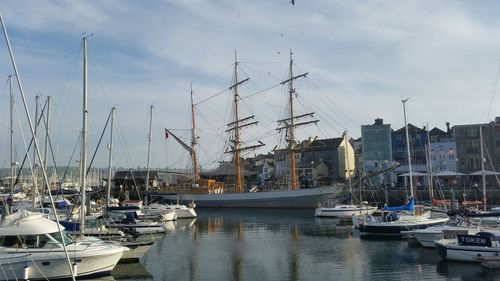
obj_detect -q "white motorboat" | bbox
[315,204,377,218]
[436,231,500,262]
[158,203,197,219]
[402,217,479,247]
[141,203,178,221]
[0,210,127,280]
[109,200,177,221]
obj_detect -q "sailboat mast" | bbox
[426,123,434,200]
[106,107,115,208]
[79,36,89,237]
[32,94,39,209]
[233,51,243,193]
[0,14,76,281]
[9,75,14,200]
[43,96,51,192]
[145,105,153,205]
[344,131,353,204]
[287,50,299,190]
[402,98,414,198]
[479,125,486,211]
[190,84,199,183]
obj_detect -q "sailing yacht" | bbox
[356,99,448,235]
[315,131,377,218]
[159,51,343,208]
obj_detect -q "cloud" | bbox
[1,0,500,169]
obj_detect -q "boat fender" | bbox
[73,262,78,276]
[23,265,29,280]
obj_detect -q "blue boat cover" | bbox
[383,196,415,211]
[59,220,80,231]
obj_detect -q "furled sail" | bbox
[165,128,194,155]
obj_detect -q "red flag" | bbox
[165,128,169,139]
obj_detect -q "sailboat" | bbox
[356,99,448,235]
[159,51,342,208]
[0,17,127,280]
[315,131,377,218]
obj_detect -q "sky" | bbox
[1,0,500,171]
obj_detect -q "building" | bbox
[428,126,457,174]
[392,123,428,186]
[352,137,363,178]
[454,118,500,175]
[361,118,393,185]
[251,154,275,186]
[274,135,355,187]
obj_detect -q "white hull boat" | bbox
[0,210,127,280]
[406,226,472,248]
[141,203,178,221]
[357,211,449,236]
[315,205,377,218]
[436,231,500,262]
[165,204,197,219]
[402,216,480,248]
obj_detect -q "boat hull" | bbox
[435,240,500,262]
[413,231,443,247]
[0,245,125,280]
[315,206,377,218]
[157,186,342,208]
[173,207,197,219]
[359,217,449,236]
[410,227,473,248]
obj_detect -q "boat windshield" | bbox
[48,231,74,246]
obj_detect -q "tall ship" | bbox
[158,51,345,208]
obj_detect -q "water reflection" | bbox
[436,260,500,280]
[132,209,488,281]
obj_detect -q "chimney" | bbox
[374,118,383,125]
[446,122,450,133]
[495,117,500,124]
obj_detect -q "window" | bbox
[1,236,21,247]
[48,232,74,246]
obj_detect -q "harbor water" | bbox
[98,209,500,281]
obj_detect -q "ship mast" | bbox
[402,98,413,199]
[145,105,153,206]
[233,51,243,192]
[9,75,14,203]
[480,125,486,211]
[190,83,200,183]
[277,50,318,190]
[106,106,115,209]
[226,51,264,193]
